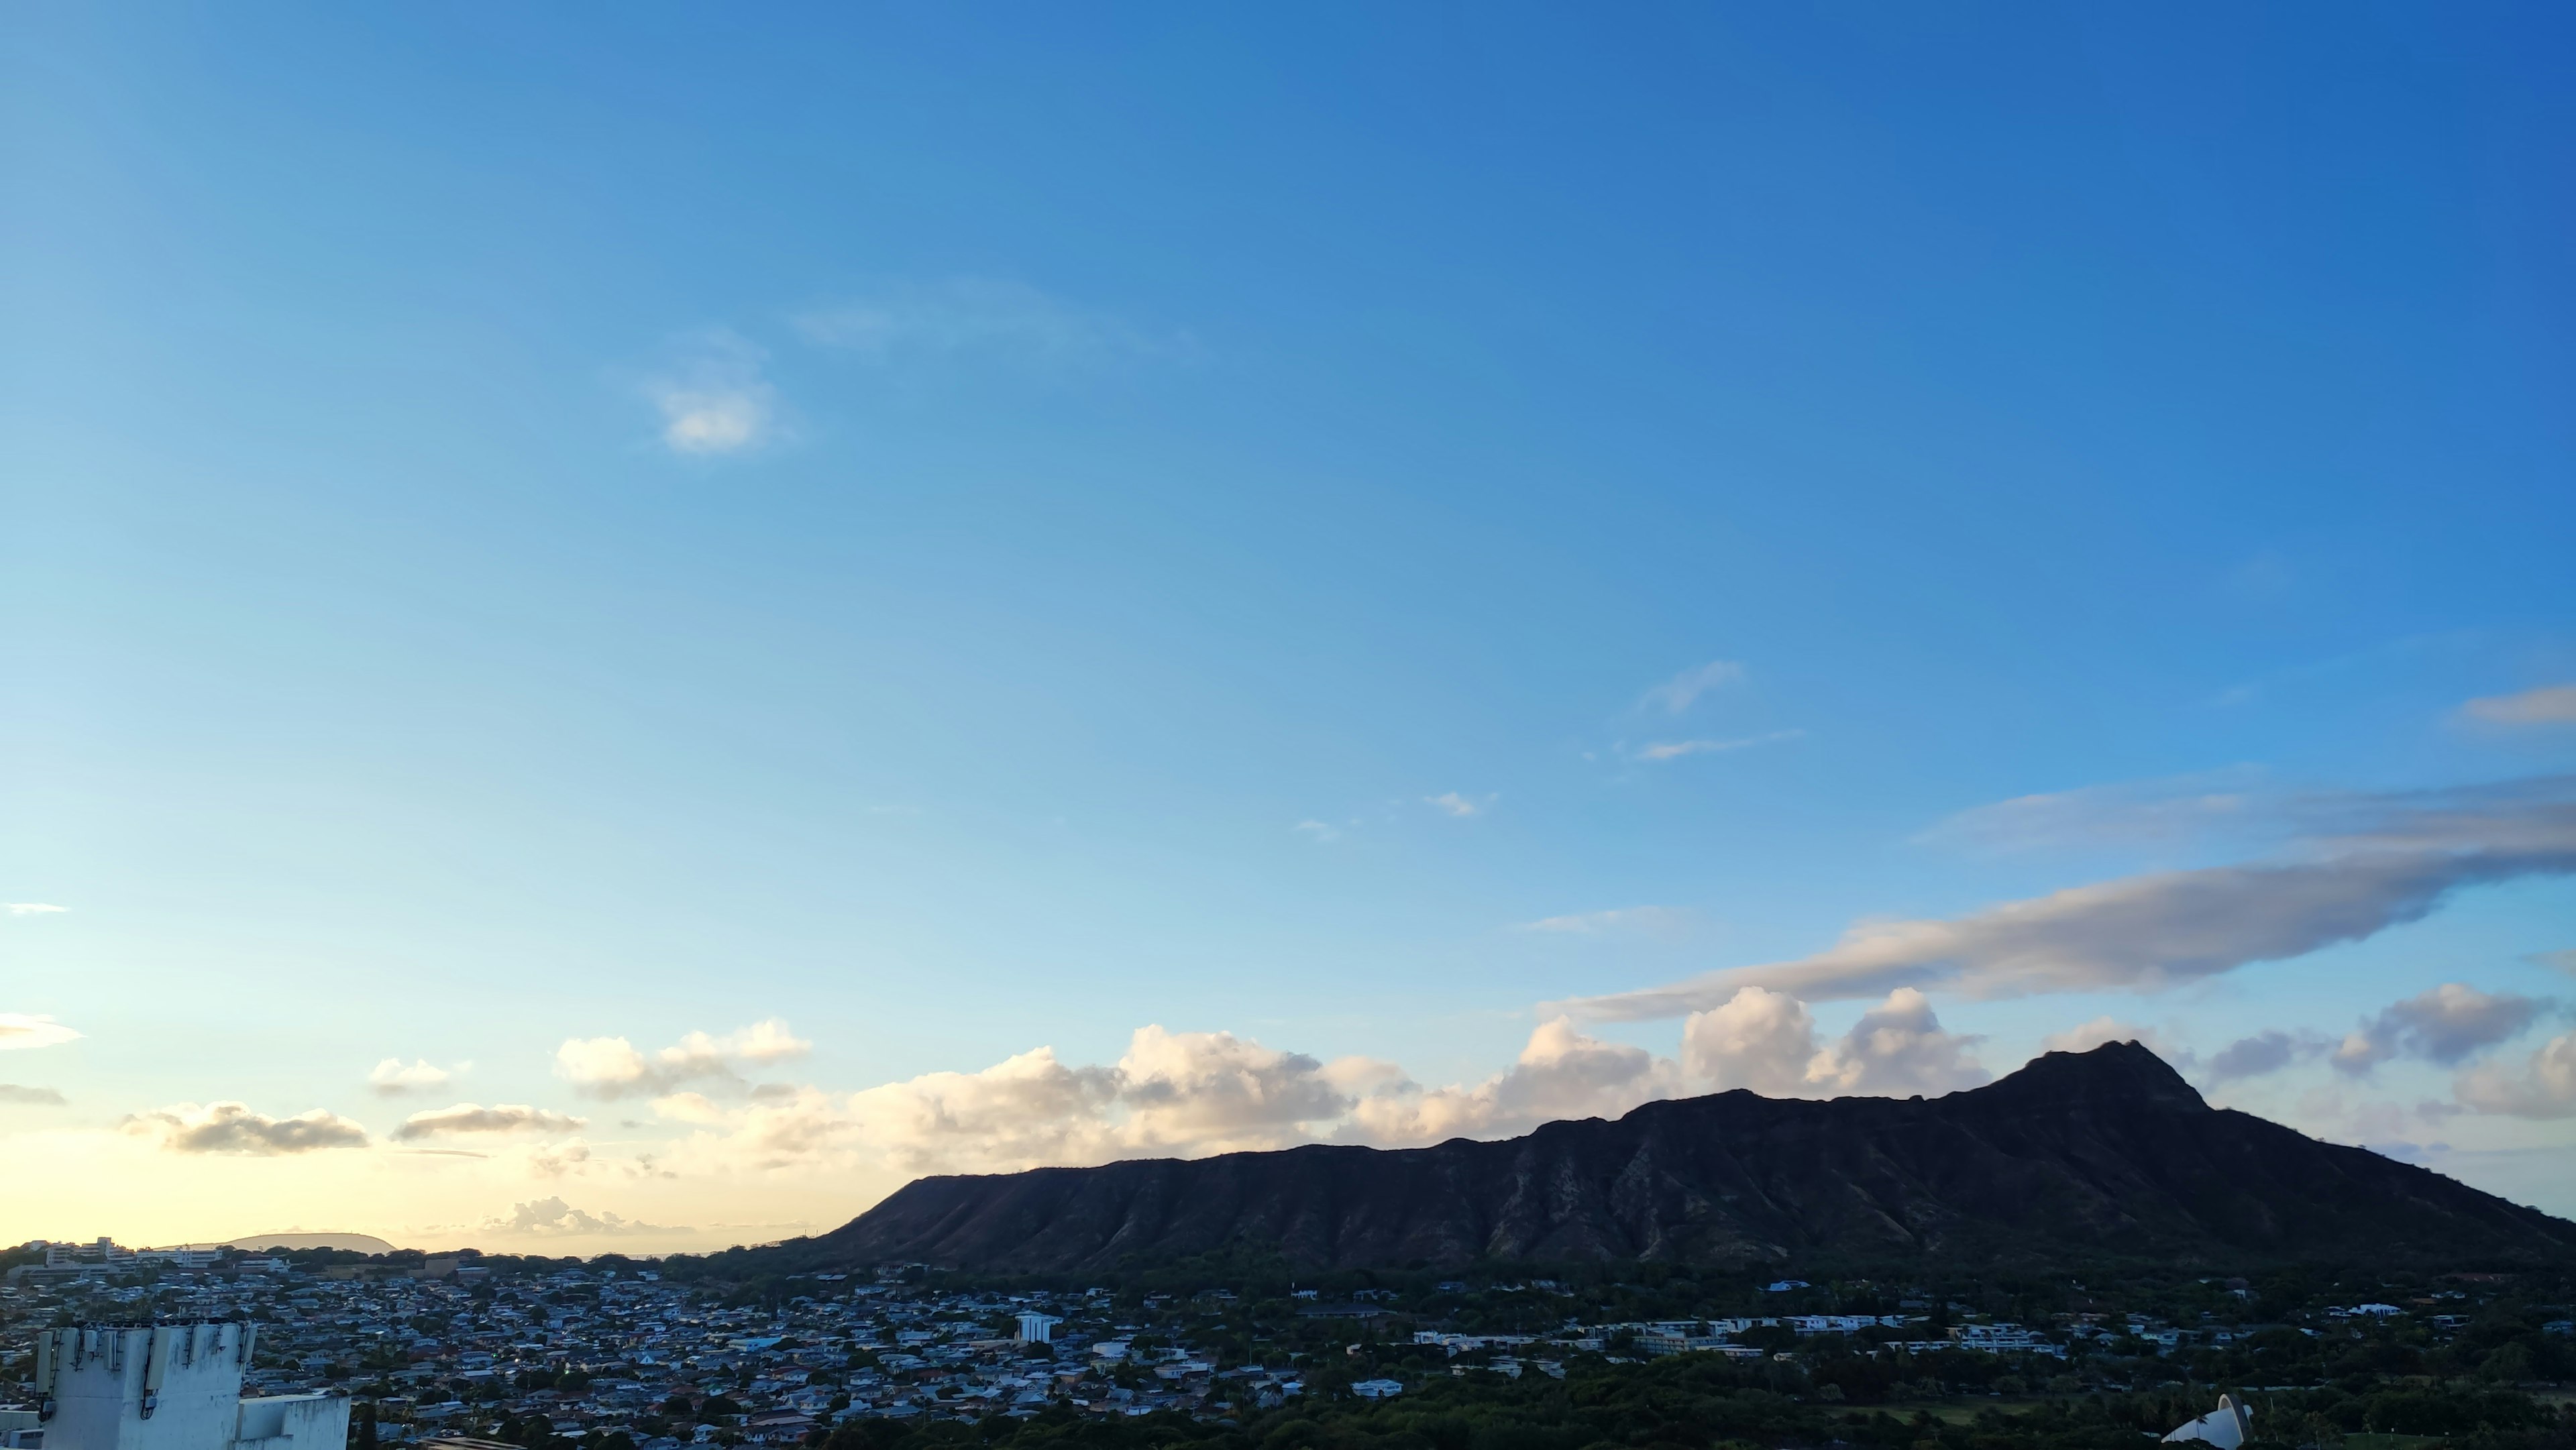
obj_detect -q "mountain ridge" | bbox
[767,1043,2576,1274]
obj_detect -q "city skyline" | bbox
[5,7,2573,1252]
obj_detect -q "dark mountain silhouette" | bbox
[774,1043,2575,1273]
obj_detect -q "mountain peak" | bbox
[1976,1039,2208,1111]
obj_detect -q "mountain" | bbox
[777,1044,2576,1274]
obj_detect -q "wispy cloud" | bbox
[1516,907,1695,938]
[3,903,67,916]
[1917,769,2267,854]
[1554,776,2576,1019]
[1635,730,1803,763]
[794,278,1192,370]
[1291,820,1341,843]
[643,331,777,456]
[121,1103,369,1156]
[392,1103,589,1141]
[0,1015,80,1052]
[1638,660,1746,715]
[2461,684,2576,728]
[1425,792,1489,818]
[0,1084,66,1106]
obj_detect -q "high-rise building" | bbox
[28,1325,347,1450]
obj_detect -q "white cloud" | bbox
[476,1196,678,1239]
[556,1019,812,1099]
[644,331,777,456]
[1515,907,1694,937]
[2460,684,2576,727]
[1802,989,1990,1095]
[1638,660,1746,715]
[367,1058,459,1097]
[4,903,67,916]
[1680,987,1820,1095]
[1557,777,2576,1018]
[392,1103,589,1141]
[0,1084,66,1106]
[2453,1033,2576,1119]
[2333,983,2548,1074]
[121,1103,369,1156]
[792,278,1189,369]
[0,1014,80,1052]
[1678,987,1988,1099]
[1635,730,1803,763]
[2039,1017,2176,1056]
[1292,820,1341,843]
[1425,792,1486,817]
[1347,1019,1687,1148]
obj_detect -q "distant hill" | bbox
[223,1232,400,1254]
[772,1043,2576,1274]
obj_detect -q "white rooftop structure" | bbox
[30,1324,349,1450]
[2163,1394,2254,1450]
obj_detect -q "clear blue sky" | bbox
[4,5,2571,1249]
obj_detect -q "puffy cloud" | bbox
[0,1084,66,1105]
[392,1103,588,1141]
[1349,1019,1688,1148]
[2334,984,2549,1074]
[367,1058,458,1097]
[1635,731,1802,763]
[1638,660,1746,715]
[2205,1030,2317,1082]
[1679,988,1988,1098]
[1117,1027,1352,1150]
[0,1014,80,1051]
[1558,777,2576,1018]
[644,331,776,456]
[122,1102,368,1156]
[556,1019,811,1099]
[4,903,68,915]
[2040,1017,2173,1056]
[2460,685,2576,728]
[792,278,1189,369]
[2453,1034,2576,1119]
[476,1196,678,1239]
[1680,987,1819,1095]
[1803,989,1990,1095]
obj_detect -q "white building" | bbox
[30,1324,348,1450]
[2163,1394,2255,1450]
[1014,1313,1061,1345]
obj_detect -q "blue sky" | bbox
[3,5,2572,1250]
